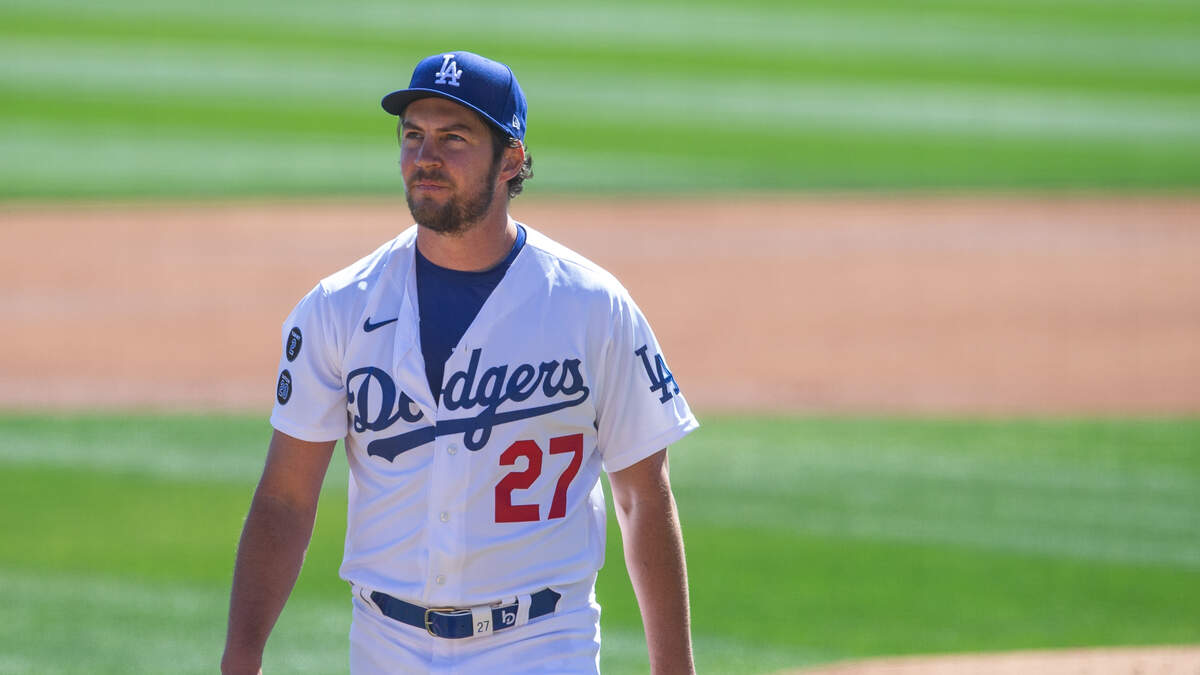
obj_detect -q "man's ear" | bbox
[500,143,525,182]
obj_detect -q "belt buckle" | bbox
[424,607,460,637]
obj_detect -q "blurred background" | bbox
[4,0,1199,198]
[1,0,1198,673]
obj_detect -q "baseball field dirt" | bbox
[3,194,1197,415]
[2,194,1198,673]
[785,645,1200,674]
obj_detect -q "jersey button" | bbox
[447,443,458,455]
[439,511,450,523]
[435,575,446,585]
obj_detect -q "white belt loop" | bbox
[515,593,532,628]
[354,584,379,614]
[470,605,494,637]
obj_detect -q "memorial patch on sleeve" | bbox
[286,327,303,362]
[276,369,293,405]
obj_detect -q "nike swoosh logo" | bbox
[363,316,399,333]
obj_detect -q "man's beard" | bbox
[405,160,500,236]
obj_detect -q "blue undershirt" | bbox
[416,224,527,404]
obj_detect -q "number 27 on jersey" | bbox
[495,433,583,523]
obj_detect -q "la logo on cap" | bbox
[435,54,462,87]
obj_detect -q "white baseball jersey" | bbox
[270,223,697,613]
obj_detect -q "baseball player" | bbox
[221,51,698,674]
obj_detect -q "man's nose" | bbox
[413,139,441,167]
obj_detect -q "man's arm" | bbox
[221,430,337,675]
[608,448,695,675]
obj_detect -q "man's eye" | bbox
[446,134,466,142]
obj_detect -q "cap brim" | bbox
[381,88,510,136]
[381,88,438,115]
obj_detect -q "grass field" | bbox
[1,413,1197,674]
[3,0,1200,199]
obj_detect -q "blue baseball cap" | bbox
[382,51,527,141]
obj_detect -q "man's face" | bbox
[399,97,502,235]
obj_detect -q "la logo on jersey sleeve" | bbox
[635,345,679,403]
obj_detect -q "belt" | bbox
[367,587,561,639]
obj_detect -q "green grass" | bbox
[1,413,1197,673]
[2,0,1199,198]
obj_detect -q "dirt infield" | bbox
[786,645,1200,674]
[2,193,1197,414]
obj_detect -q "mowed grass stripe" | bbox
[3,117,1198,197]
[5,0,1199,76]
[0,122,394,199]
[6,44,1199,159]
[9,62,1199,144]
[5,13,1198,97]
[790,0,1199,23]
[4,117,1198,200]
[674,526,1200,655]
[0,412,353,488]
[0,569,351,675]
[0,413,275,485]
[672,417,1200,567]
[536,126,1200,191]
